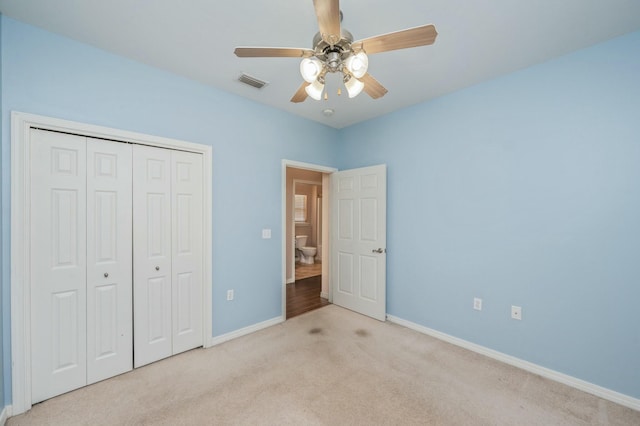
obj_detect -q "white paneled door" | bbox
[31,130,88,403]
[133,146,204,367]
[171,151,204,355]
[331,165,387,321]
[133,145,173,367]
[86,139,133,384]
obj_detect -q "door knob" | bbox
[104,272,109,278]
[372,248,386,254]
[155,266,160,271]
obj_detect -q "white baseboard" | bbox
[320,292,329,300]
[286,278,295,284]
[207,316,284,347]
[386,315,640,412]
[1,405,12,425]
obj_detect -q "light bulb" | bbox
[305,79,324,100]
[300,58,322,83]
[345,52,369,79]
[344,76,364,98]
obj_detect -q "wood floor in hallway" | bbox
[294,261,322,280]
[286,275,330,319]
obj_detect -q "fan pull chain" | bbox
[319,86,345,101]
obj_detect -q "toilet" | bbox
[295,235,317,264]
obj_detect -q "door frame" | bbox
[10,111,214,415]
[281,160,337,320]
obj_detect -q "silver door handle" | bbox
[155,266,160,271]
[104,272,109,278]
[372,248,386,254]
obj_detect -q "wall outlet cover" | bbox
[511,305,522,320]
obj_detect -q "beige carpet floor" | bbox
[8,305,639,425]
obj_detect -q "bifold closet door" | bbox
[171,150,203,354]
[86,139,133,384]
[133,145,173,367]
[31,130,88,403]
[133,145,203,367]
[31,131,133,403]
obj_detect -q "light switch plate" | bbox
[262,229,271,239]
[473,298,482,311]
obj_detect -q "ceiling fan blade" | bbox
[352,24,438,55]
[234,47,315,58]
[313,0,341,45]
[291,82,310,103]
[360,73,388,99]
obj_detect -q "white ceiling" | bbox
[2,0,640,129]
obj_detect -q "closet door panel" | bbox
[86,139,133,384]
[31,129,87,403]
[171,151,204,354]
[133,145,172,367]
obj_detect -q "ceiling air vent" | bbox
[238,73,268,89]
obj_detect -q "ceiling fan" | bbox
[234,0,438,103]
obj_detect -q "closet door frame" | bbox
[10,111,213,415]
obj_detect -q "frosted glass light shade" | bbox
[344,76,364,98]
[345,52,369,79]
[305,79,325,100]
[300,58,323,83]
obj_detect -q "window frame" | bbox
[294,194,308,223]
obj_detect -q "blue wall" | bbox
[338,31,640,398]
[0,13,5,409]
[1,14,639,408]
[0,16,339,404]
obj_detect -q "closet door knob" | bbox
[104,272,109,278]
[155,266,160,271]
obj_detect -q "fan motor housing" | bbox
[312,29,355,73]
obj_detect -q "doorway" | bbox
[293,180,322,279]
[283,163,388,321]
[282,161,337,320]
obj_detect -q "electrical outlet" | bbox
[473,298,482,311]
[227,289,234,301]
[511,305,522,320]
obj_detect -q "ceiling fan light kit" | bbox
[344,74,364,98]
[234,0,438,103]
[300,57,323,83]
[344,51,369,79]
[305,78,325,100]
